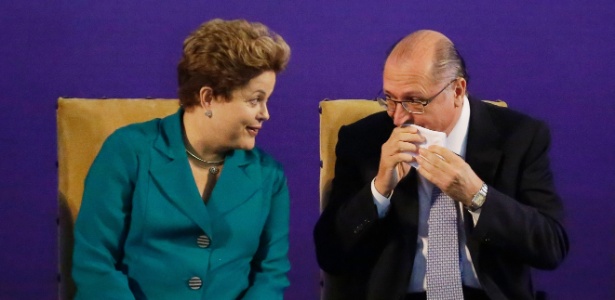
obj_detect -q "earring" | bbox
[205,110,212,118]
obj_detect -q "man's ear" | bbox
[453,78,467,107]
[199,87,214,108]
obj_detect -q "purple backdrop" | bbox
[1,1,614,299]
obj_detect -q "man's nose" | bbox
[392,103,411,126]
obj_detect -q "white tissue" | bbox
[403,124,446,168]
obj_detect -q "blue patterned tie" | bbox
[426,187,464,299]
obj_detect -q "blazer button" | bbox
[188,276,202,290]
[197,235,211,248]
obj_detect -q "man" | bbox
[314,30,568,300]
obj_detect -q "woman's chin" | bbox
[235,141,256,151]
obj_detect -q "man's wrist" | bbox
[374,176,392,198]
[466,182,488,212]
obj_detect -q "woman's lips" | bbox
[247,126,261,136]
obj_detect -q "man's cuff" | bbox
[371,178,392,218]
[468,208,481,226]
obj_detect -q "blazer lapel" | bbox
[207,149,260,218]
[391,167,420,239]
[149,109,213,234]
[464,99,504,236]
[465,99,504,186]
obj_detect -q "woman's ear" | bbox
[199,87,214,108]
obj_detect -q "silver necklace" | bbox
[181,118,224,175]
[185,148,224,175]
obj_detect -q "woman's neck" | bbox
[182,109,227,162]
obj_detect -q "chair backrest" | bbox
[319,99,384,211]
[57,98,179,299]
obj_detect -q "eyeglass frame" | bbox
[375,78,458,114]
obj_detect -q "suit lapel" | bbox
[465,99,504,186]
[207,149,260,218]
[391,167,420,239]
[386,167,419,296]
[464,99,504,236]
[149,109,213,234]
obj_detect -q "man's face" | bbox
[382,56,461,135]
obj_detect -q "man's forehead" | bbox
[384,56,433,80]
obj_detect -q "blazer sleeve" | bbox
[242,164,291,300]
[314,124,390,275]
[72,130,137,299]
[472,121,569,270]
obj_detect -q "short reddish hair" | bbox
[177,19,290,107]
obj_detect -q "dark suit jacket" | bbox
[314,98,569,300]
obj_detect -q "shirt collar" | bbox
[446,95,470,159]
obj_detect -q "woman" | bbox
[72,19,291,299]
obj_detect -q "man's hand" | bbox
[416,145,483,206]
[374,126,425,197]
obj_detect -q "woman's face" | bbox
[209,71,276,151]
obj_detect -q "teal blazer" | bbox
[73,109,290,299]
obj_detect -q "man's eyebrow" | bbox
[385,90,423,99]
[399,92,423,99]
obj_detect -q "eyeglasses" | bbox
[376,78,457,114]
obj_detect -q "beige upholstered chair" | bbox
[318,98,507,299]
[57,98,179,299]
[319,100,385,211]
[318,99,384,300]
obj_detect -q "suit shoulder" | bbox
[478,100,548,131]
[343,111,391,132]
[335,111,392,158]
[102,118,162,153]
[245,147,285,173]
[339,111,392,142]
[113,118,161,139]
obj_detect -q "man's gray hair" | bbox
[432,38,468,84]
